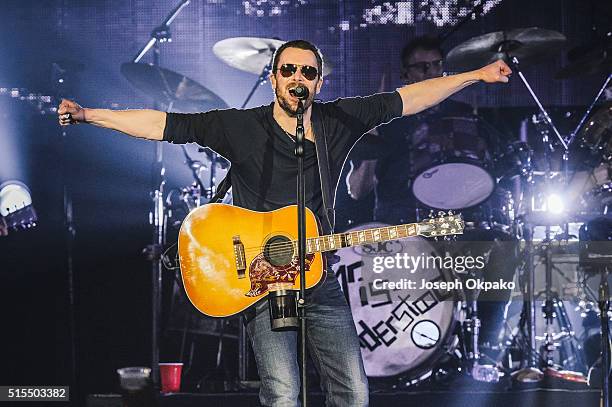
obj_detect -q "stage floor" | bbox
[88,388,602,407]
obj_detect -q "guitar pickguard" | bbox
[245,253,315,297]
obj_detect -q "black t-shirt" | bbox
[163,92,403,232]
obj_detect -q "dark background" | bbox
[0,0,609,405]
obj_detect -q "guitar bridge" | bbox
[233,235,246,278]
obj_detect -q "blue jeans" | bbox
[245,271,369,407]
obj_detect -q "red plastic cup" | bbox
[159,362,183,393]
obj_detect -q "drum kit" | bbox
[334,27,612,389]
[3,3,610,392]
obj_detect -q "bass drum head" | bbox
[413,162,495,209]
[332,223,461,381]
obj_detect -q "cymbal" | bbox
[213,37,333,76]
[555,48,611,79]
[446,27,566,71]
[121,63,228,113]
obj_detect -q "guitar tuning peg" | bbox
[428,209,435,218]
[437,211,445,217]
[447,210,454,216]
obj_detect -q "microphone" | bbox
[289,85,309,100]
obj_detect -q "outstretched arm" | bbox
[58,99,167,141]
[398,60,512,116]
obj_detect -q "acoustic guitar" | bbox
[178,203,464,317]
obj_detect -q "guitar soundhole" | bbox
[264,235,294,267]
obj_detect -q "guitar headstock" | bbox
[417,212,464,238]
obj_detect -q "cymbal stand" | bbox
[207,150,220,200]
[235,50,278,385]
[509,56,567,151]
[131,0,192,386]
[599,266,610,407]
[180,145,207,195]
[508,54,569,379]
[536,117,557,368]
[241,57,274,109]
[518,171,542,379]
[566,73,611,147]
[540,230,557,368]
[461,280,483,377]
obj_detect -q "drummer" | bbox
[347,36,516,362]
[347,35,473,224]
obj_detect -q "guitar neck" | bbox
[304,223,420,254]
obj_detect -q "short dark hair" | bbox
[400,36,443,68]
[272,40,324,77]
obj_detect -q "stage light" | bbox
[0,181,32,216]
[546,193,564,214]
[0,180,37,230]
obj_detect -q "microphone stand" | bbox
[294,99,308,407]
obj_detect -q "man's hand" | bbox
[58,99,87,126]
[0,216,8,237]
[478,60,512,83]
[398,58,512,116]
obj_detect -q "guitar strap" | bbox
[311,103,336,234]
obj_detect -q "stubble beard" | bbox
[275,86,315,117]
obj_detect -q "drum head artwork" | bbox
[332,223,460,379]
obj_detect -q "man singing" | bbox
[58,39,511,407]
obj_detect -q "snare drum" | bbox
[332,223,462,382]
[411,116,496,210]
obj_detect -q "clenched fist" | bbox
[478,60,512,83]
[58,99,87,126]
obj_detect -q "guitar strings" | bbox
[238,231,374,254]
[233,219,460,255]
[238,227,428,255]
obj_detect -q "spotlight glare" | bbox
[546,194,564,214]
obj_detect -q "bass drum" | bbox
[332,223,462,383]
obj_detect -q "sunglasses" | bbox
[405,59,444,74]
[276,63,319,81]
